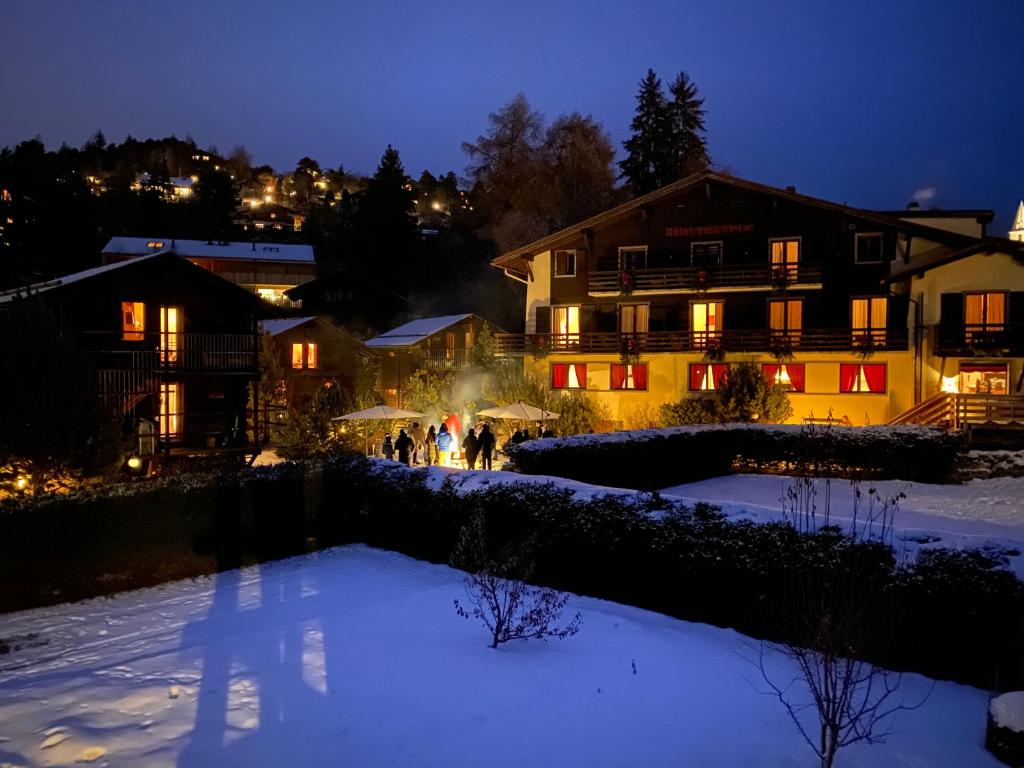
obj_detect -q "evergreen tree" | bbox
[665,71,710,180]
[619,69,670,195]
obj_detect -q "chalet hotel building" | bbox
[491,172,1024,427]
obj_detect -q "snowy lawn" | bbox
[0,546,1001,767]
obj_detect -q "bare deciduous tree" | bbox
[757,573,930,768]
[452,510,581,649]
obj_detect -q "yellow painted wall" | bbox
[525,250,551,333]
[526,350,915,427]
[909,250,1024,398]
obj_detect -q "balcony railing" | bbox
[419,349,469,370]
[588,263,823,294]
[934,323,1024,356]
[81,332,258,374]
[495,327,908,356]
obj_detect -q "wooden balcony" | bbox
[588,263,823,295]
[82,332,258,375]
[933,323,1024,356]
[494,327,908,356]
[419,349,469,370]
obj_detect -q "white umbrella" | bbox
[477,401,560,421]
[332,405,424,421]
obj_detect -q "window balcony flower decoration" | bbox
[529,333,550,359]
[852,332,879,360]
[620,334,642,365]
[701,334,726,363]
[769,333,795,362]
[618,269,635,296]
[695,269,711,295]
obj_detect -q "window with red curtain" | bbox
[762,363,805,392]
[551,363,586,389]
[611,363,647,390]
[690,364,728,390]
[610,363,628,390]
[551,363,568,389]
[839,363,886,393]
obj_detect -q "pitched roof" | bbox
[884,237,1024,283]
[0,250,270,311]
[490,171,978,271]
[102,237,315,263]
[261,316,317,336]
[365,314,475,348]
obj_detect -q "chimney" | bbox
[906,201,920,210]
[785,185,796,193]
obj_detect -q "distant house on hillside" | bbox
[365,314,494,406]
[284,270,413,334]
[101,237,316,306]
[236,203,304,234]
[0,252,269,457]
[261,315,376,409]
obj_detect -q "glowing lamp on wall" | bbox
[941,376,959,394]
[127,456,143,471]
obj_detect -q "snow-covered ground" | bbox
[0,546,1002,767]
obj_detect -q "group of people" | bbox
[508,422,557,445]
[380,421,498,470]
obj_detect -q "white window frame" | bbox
[854,232,884,265]
[689,240,723,266]
[618,245,648,270]
[553,249,577,278]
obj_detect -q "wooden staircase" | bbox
[889,391,954,428]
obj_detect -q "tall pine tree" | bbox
[666,71,710,179]
[619,69,669,195]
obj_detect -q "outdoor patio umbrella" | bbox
[332,405,424,456]
[477,401,560,421]
[332,405,424,421]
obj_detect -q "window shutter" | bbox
[939,293,963,325]
[534,306,551,334]
[595,306,617,333]
[581,305,597,333]
[1009,292,1024,325]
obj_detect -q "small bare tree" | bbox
[452,510,581,649]
[757,572,930,768]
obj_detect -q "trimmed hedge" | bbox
[505,424,965,488]
[1,455,1020,693]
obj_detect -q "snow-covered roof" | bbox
[261,316,317,336]
[0,252,170,304]
[365,314,474,348]
[102,237,315,263]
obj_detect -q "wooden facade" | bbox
[0,252,266,454]
[492,172,1024,427]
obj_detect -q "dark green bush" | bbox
[505,424,964,488]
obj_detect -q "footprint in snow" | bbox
[40,731,70,749]
[74,746,107,763]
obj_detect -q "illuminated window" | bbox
[851,297,887,346]
[839,363,886,393]
[445,332,456,360]
[610,363,648,390]
[959,364,1008,395]
[465,329,474,350]
[762,363,805,392]
[554,250,576,277]
[689,363,729,391]
[770,238,800,280]
[158,382,182,439]
[854,233,884,264]
[159,306,181,363]
[619,304,650,334]
[964,292,1005,342]
[691,301,723,349]
[145,241,165,249]
[292,343,318,369]
[552,306,581,348]
[121,301,145,340]
[769,299,802,342]
[551,363,587,390]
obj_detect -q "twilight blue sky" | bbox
[3,1,1022,229]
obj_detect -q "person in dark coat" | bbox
[425,425,437,465]
[462,428,480,470]
[510,429,524,444]
[478,423,496,470]
[395,429,414,465]
[541,426,556,438]
[382,434,394,461]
